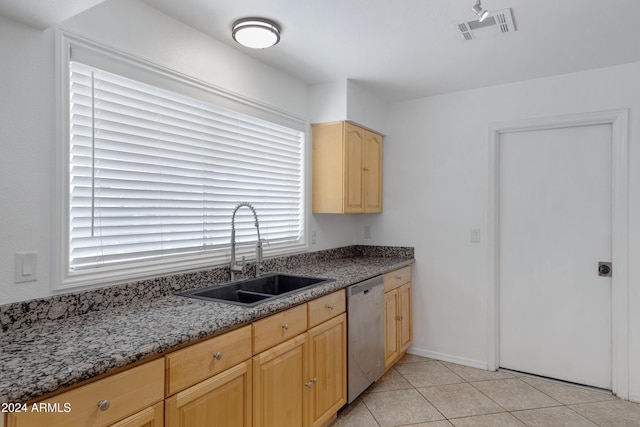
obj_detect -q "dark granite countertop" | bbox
[0,252,414,404]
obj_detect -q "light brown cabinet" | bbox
[165,359,252,427]
[164,326,253,427]
[7,359,165,427]
[252,290,346,427]
[252,304,308,354]
[253,333,308,427]
[307,313,347,427]
[384,267,413,369]
[165,325,252,396]
[312,121,383,213]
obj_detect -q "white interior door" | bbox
[498,124,612,390]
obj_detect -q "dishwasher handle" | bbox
[346,275,383,297]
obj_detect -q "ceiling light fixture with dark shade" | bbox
[471,0,490,22]
[232,18,281,49]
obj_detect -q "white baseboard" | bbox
[407,347,489,370]
[629,392,640,403]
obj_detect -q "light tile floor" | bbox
[329,354,640,427]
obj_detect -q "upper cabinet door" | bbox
[364,131,383,213]
[312,121,383,214]
[344,123,365,213]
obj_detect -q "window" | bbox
[57,34,306,289]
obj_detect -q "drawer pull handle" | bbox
[305,378,317,388]
[282,323,289,330]
[397,316,404,321]
[327,304,334,310]
[395,276,402,280]
[213,351,223,360]
[97,400,110,411]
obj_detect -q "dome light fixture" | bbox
[471,0,490,22]
[232,18,281,49]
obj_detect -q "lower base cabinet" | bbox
[308,313,347,427]
[253,334,308,427]
[165,359,252,427]
[7,359,165,427]
[252,313,347,427]
[384,267,413,369]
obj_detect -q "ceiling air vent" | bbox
[454,8,516,41]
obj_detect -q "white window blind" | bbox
[69,61,304,271]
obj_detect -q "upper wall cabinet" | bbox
[312,121,383,214]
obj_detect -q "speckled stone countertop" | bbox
[0,247,414,404]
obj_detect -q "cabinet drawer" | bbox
[166,325,252,396]
[308,289,346,328]
[253,304,308,354]
[8,358,164,427]
[384,266,412,292]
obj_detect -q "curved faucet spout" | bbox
[230,202,264,280]
[231,202,261,242]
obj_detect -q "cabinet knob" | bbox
[327,304,334,310]
[305,378,317,388]
[213,351,223,360]
[397,316,404,321]
[282,323,289,330]
[97,400,110,411]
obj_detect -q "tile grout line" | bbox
[514,375,610,426]
[396,361,457,423]
[356,394,382,427]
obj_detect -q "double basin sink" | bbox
[179,273,334,307]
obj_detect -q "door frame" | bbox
[486,109,629,398]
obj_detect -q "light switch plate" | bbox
[15,252,37,283]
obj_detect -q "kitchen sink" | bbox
[178,273,334,307]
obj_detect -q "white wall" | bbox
[0,15,55,306]
[0,0,359,304]
[309,79,388,134]
[362,62,640,400]
[309,80,347,124]
[346,79,389,135]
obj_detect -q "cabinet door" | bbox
[165,360,252,427]
[344,122,365,213]
[307,313,347,427]
[110,402,163,427]
[384,289,399,369]
[253,334,308,427]
[398,283,412,353]
[364,131,383,213]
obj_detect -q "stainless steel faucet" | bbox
[229,202,264,281]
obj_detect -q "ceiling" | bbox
[3,0,640,102]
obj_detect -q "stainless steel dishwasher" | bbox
[346,275,385,403]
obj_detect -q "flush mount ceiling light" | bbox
[471,0,490,22]
[232,18,281,49]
